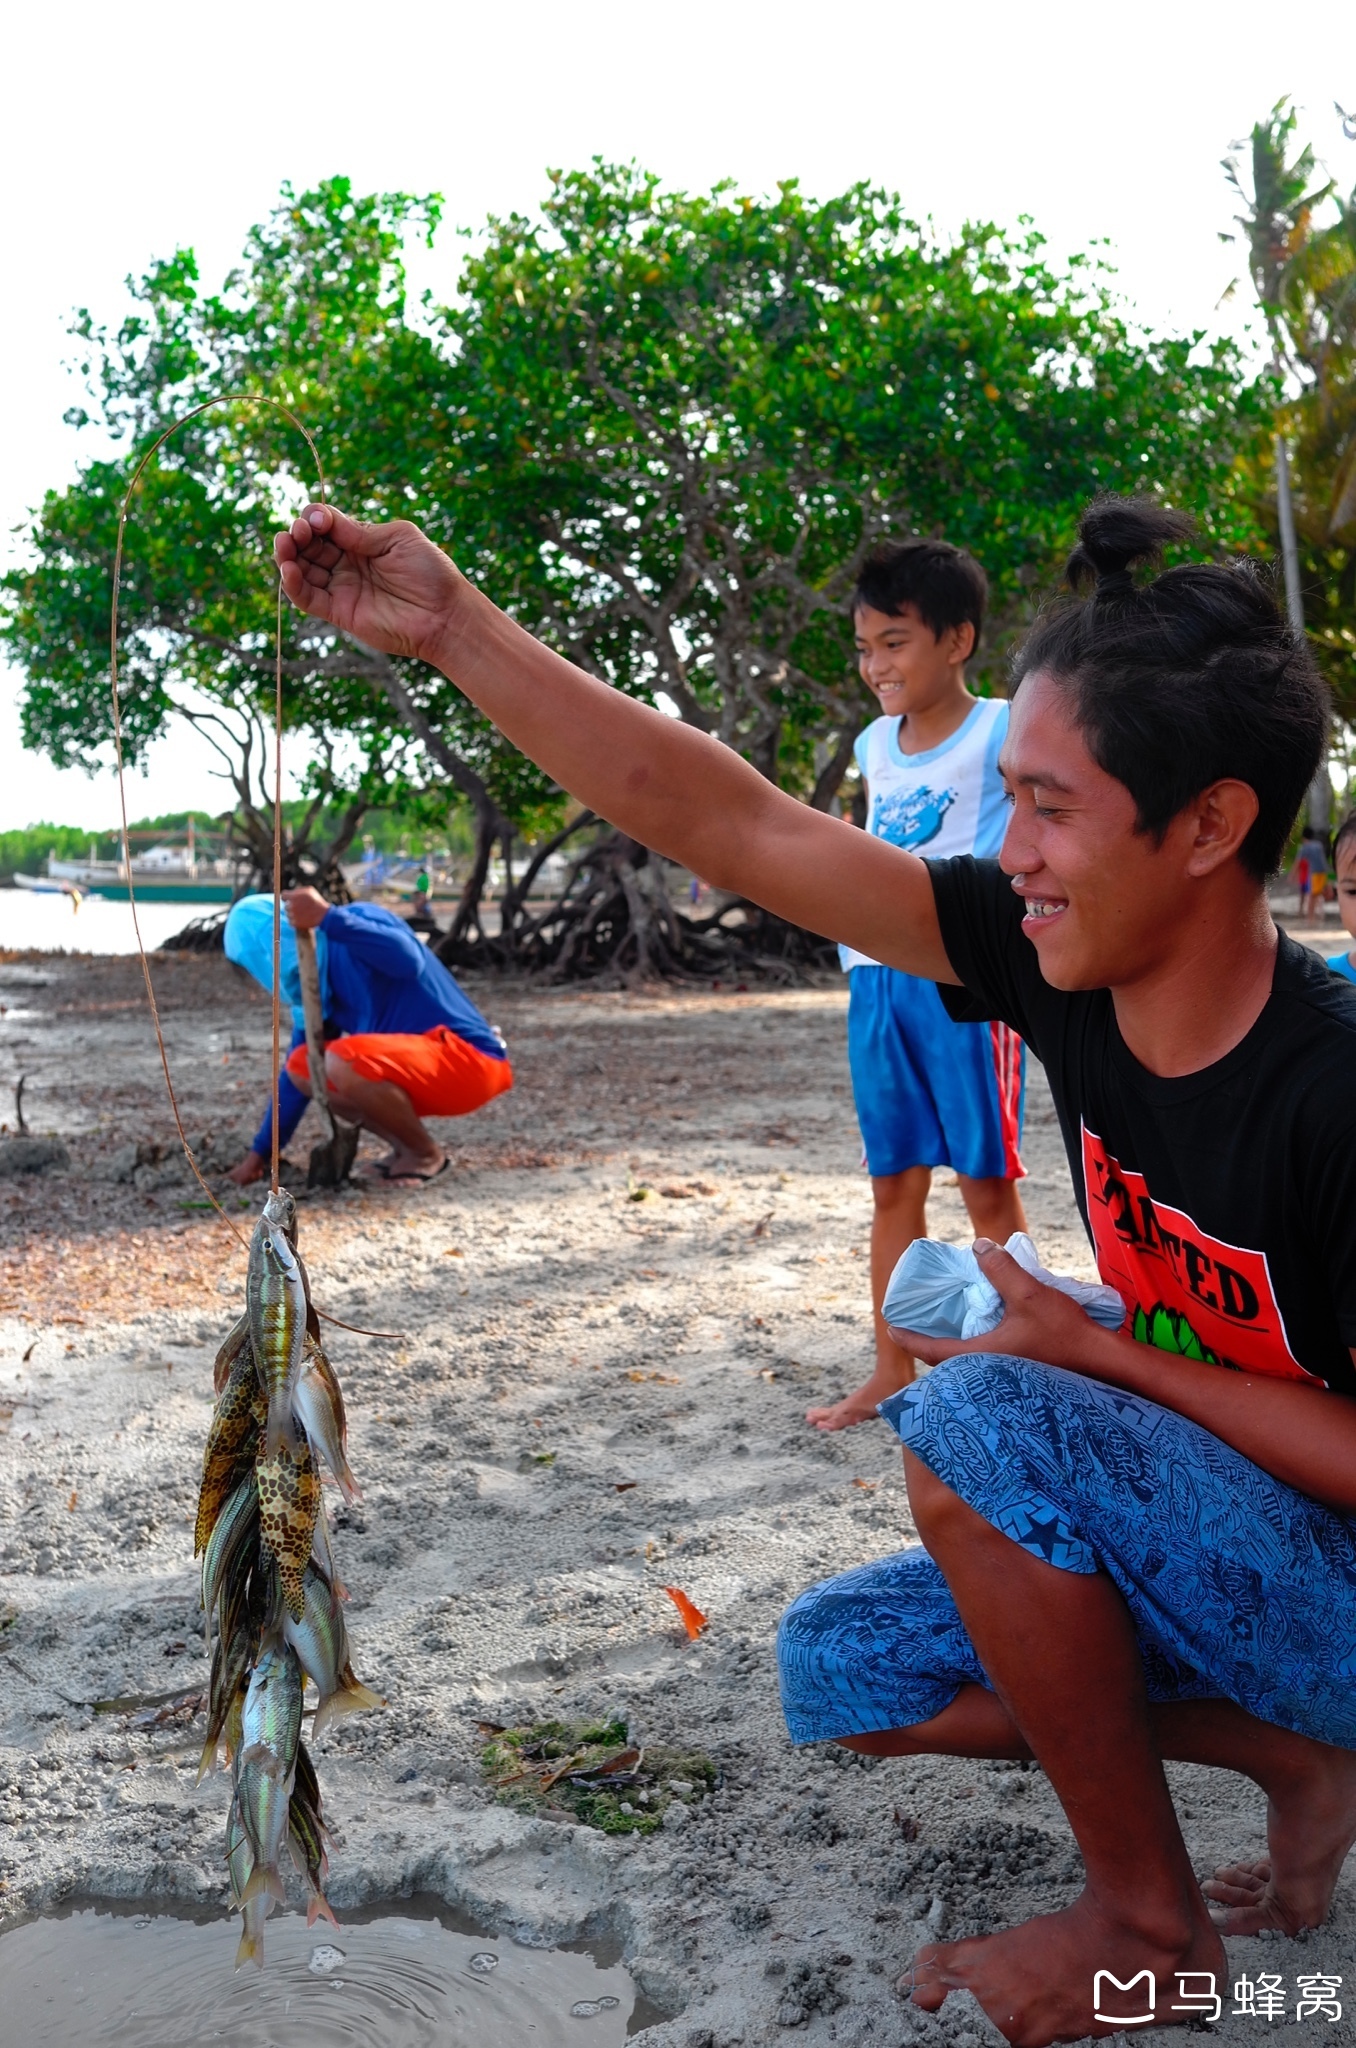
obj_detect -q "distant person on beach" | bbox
[808,539,1027,1433]
[1328,811,1356,983]
[272,487,1356,2045]
[223,888,511,1186]
[1293,826,1329,920]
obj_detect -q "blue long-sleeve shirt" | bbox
[250,904,505,1157]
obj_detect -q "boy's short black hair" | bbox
[1013,496,1328,882]
[1333,811,1356,866]
[852,538,987,647]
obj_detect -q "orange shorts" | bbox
[286,1026,513,1119]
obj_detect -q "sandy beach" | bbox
[2,944,1353,2045]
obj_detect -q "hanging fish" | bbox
[288,1740,337,1929]
[249,1190,308,1459]
[281,1563,384,1734]
[294,1334,361,1504]
[213,1312,251,1398]
[234,1639,304,1924]
[255,1432,321,1623]
[201,1474,260,1620]
[226,1796,270,1971]
[196,1345,266,1555]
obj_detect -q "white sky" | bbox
[3,0,1353,831]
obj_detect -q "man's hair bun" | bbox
[1012,491,1328,881]
[1065,495,1196,594]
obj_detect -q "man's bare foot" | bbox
[806,1362,915,1431]
[1203,1743,1356,1933]
[902,1890,1224,2047]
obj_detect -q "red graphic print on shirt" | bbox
[1081,1125,1318,1383]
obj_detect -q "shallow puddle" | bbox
[0,1894,652,2046]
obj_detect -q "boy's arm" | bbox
[274,508,957,983]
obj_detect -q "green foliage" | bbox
[1223,105,1356,717]
[438,165,1268,790]
[1,164,1272,870]
[0,823,105,881]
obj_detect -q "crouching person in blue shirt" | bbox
[223,887,511,1185]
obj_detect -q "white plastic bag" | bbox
[881,1231,1125,1342]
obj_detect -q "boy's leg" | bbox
[807,1166,929,1429]
[956,1171,1027,1242]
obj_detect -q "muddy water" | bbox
[0,1896,647,2046]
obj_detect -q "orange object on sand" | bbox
[663,1586,708,1640]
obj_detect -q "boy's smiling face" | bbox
[854,602,974,719]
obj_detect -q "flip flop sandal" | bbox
[384,1155,451,1187]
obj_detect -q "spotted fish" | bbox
[195,1345,266,1556]
[255,1431,320,1623]
[213,1311,251,1399]
[249,1190,308,1460]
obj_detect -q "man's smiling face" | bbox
[998,669,1200,992]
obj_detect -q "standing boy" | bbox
[808,540,1027,1431]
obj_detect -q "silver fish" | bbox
[235,1640,303,1909]
[226,1797,270,1970]
[294,1336,361,1504]
[201,1473,260,1620]
[281,1565,383,1735]
[249,1191,308,1460]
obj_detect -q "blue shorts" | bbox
[846,964,1025,1180]
[777,1354,1356,1750]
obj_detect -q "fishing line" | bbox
[111,396,405,1340]
[110,393,324,1250]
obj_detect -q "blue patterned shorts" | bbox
[777,1354,1356,1749]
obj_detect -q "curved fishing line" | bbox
[109,393,325,1250]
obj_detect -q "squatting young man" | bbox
[273,490,1356,2048]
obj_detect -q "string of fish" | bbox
[109,398,384,1968]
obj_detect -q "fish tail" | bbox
[240,1863,286,1906]
[196,1734,220,1784]
[306,1891,339,1930]
[332,1456,362,1506]
[234,1896,270,1971]
[263,1397,299,1463]
[313,1677,385,1737]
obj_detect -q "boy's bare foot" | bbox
[1202,1743,1356,1933]
[806,1362,915,1431]
[903,1890,1224,2047]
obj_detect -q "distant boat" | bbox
[13,869,236,904]
[23,832,241,904]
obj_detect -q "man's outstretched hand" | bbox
[887,1238,1111,1376]
[274,505,463,664]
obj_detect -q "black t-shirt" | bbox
[930,856,1356,1395]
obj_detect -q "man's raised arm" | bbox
[275,506,957,981]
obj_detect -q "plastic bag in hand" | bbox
[881,1232,1125,1342]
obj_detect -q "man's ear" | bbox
[1183,779,1261,876]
